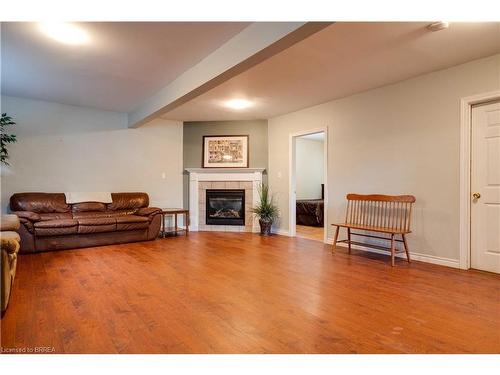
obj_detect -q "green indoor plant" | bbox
[1,113,17,165]
[252,183,279,236]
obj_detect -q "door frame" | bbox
[288,126,328,243]
[459,90,500,270]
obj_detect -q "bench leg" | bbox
[402,233,411,263]
[347,227,352,254]
[390,233,396,267]
[332,225,340,253]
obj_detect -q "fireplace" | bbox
[206,189,245,226]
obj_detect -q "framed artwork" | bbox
[202,135,249,168]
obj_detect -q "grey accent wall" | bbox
[183,120,268,207]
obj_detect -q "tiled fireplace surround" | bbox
[185,168,265,232]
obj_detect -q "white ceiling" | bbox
[163,22,500,121]
[1,22,249,112]
[2,22,499,121]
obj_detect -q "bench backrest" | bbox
[345,194,416,232]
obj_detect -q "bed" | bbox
[296,184,324,227]
[296,199,324,227]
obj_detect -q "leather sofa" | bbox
[1,214,21,315]
[10,192,162,253]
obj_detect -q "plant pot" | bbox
[259,218,273,236]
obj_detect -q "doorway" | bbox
[470,100,500,273]
[289,128,328,243]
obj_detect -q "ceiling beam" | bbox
[127,22,332,128]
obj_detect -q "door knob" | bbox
[472,193,481,199]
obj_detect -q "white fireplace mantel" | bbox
[185,168,265,232]
[186,167,265,176]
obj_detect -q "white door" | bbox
[471,101,500,273]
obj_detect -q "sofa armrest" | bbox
[136,207,162,217]
[1,234,21,254]
[1,214,21,231]
[13,211,41,223]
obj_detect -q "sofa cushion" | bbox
[108,193,149,211]
[116,215,149,231]
[116,215,149,223]
[72,210,137,220]
[77,217,116,226]
[35,219,78,228]
[34,219,78,236]
[39,213,73,221]
[77,217,116,234]
[10,193,69,213]
[111,209,139,217]
[72,202,107,213]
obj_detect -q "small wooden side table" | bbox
[160,208,189,238]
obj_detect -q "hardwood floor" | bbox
[296,225,324,241]
[1,232,499,354]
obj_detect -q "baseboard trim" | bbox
[326,237,460,269]
[251,230,459,268]
[272,228,290,236]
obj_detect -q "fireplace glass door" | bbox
[206,189,245,226]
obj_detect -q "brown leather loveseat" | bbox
[10,192,162,253]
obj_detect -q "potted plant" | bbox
[1,113,17,166]
[252,183,279,236]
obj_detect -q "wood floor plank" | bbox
[296,225,324,242]
[1,232,499,353]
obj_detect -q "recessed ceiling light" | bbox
[224,99,253,110]
[427,22,449,32]
[38,22,90,45]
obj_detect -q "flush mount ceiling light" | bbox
[427,22,449,32]
[224,99,253,110]
[38,22,90,45]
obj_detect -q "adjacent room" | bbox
[1,20,499,357]
[293,131,326,242]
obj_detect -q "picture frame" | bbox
[202,135,249,168]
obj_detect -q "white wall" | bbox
[296,137,324,199]
[268,53,500,262]
[0,96,184,212]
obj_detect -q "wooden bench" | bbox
[332,194,416,266]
